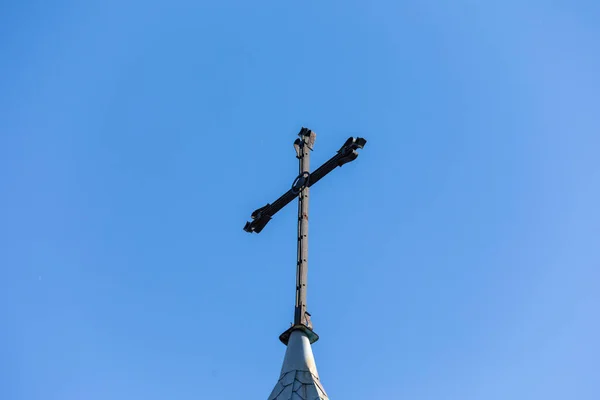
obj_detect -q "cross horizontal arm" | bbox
[243,136,367,234]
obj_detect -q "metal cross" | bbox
[244,127,367,344]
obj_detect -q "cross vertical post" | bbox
[295,130,311,327]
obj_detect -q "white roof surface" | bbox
[267,330,329,400]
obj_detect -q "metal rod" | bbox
[294,139,310,326]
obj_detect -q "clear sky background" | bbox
[1,1,599,399]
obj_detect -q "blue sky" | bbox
[1,1,599,399]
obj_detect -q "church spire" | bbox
[244,128,367,399]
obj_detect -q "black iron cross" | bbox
[244,127,366,344]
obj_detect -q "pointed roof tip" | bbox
[280,330,319,377]
[268,330,329,400]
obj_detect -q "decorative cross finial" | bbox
[244,127,367,344]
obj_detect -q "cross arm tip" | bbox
[244,203,273,233]
[336,136,367,166]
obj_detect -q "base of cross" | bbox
[279,324,319,345]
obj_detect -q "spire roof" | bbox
[267,330,329,400]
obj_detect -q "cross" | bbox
[244,127,367,344]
